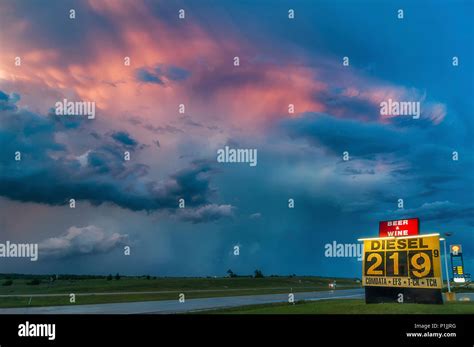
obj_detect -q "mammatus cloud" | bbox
[176,204,234,224]
[39,225,128,258]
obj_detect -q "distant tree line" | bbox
[0,272,358,282]
[226,269,270,278]
[0,273,108,280]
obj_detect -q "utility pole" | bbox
[441,232,453,293]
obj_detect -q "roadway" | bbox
[0,289,471,314]
[0,288,364,314]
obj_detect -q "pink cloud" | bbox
[0,0,446,135]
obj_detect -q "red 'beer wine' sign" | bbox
[379,218,419,237]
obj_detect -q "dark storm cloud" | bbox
[166,66,191,81]
[0,97,64,163]
[111,131,138,147]
[135,68,164,85]
[314,89,380,121]
[135,65,191,85]
[280,112,472,177]
[379,201,474,226]
[144,124,184,134]
[279,112,473,216]
[0,91,218,212]
[282,112,407,157]
[0,91,19,111]
[168,160,215,207]
[48,111,83,130]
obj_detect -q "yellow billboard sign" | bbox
[362,234,442,289]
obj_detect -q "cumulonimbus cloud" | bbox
[0,91,218,213]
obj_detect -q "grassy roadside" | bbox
[203,299,474,314]
[0,276,357,295]
[0,287,359,308]
[0,276,359,308]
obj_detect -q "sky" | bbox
[0,0,472,278]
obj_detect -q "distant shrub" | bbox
[226,269,237,278]
[27,279,41,285]
[2,280,13,286]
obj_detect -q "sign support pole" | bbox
[442,238,451,293]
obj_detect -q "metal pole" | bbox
[443,239,451,293]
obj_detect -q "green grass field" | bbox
[204,299,474,314]
[0,276,358,295]
[0,276,359,308]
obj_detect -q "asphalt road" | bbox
[0,286,348,298]
[0,289,471,314]
[0,288,364,314]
